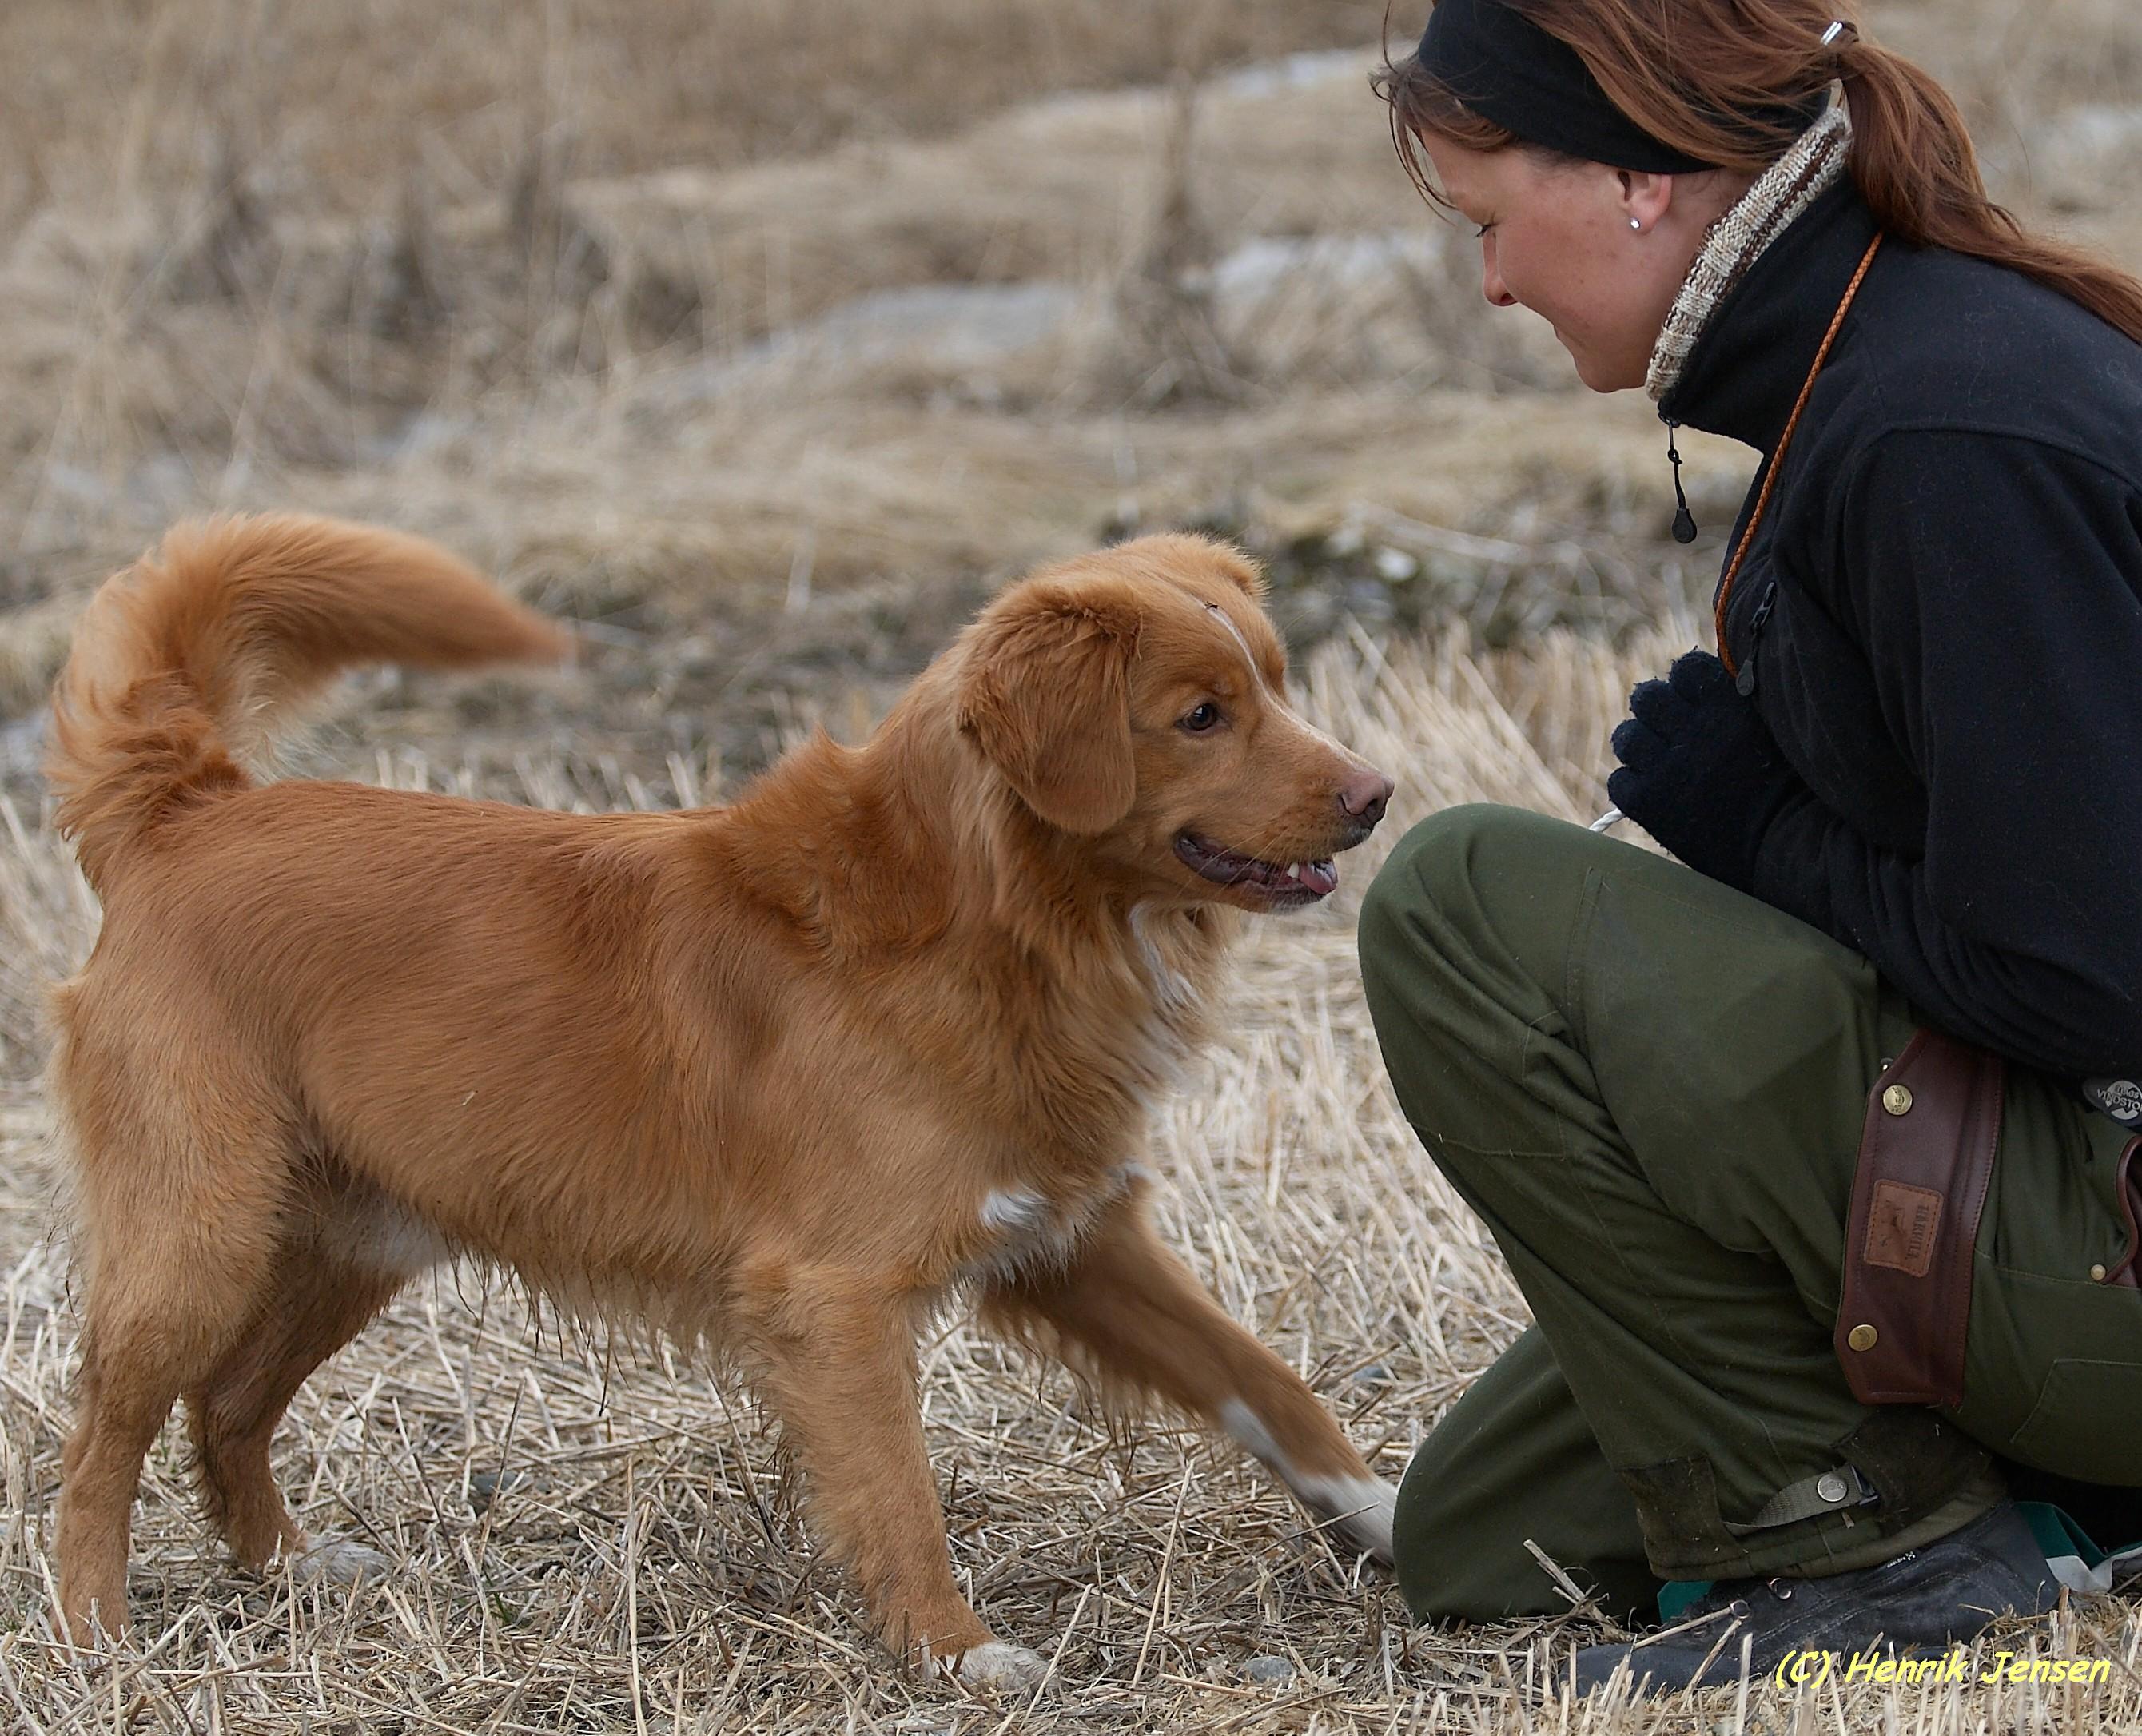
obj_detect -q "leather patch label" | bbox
[1866,1181,1942,1277]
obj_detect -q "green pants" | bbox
[1359,805,2142,1623]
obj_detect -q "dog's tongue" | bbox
[1295,860,1339,896]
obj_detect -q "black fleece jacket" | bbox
[1658,182,2142,1081]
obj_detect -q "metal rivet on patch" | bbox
[2092,1264,2109,1283]
[1848,1324,1879,1352]
[1817,1472,1849,1504]
[1882,1084,1913,1116]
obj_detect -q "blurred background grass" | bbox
[4,0,2136,796]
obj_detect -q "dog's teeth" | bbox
[1285,862,1302,881]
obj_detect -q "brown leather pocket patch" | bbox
[1865,1181,1942,1277]
[1836,1030,2002,1408]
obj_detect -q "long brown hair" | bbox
[1374,0,2142,344]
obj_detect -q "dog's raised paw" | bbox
[955,1640,1049,1690]
[1310,1476,1399,1566]
[290,1536,393,1586]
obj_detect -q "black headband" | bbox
[1416,0,1829,173]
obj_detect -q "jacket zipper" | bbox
[1735,579,1778,697]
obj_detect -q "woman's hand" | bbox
[1607,650,1811,894]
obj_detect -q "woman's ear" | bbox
[957,583,1141,834]
[1618,168,1677,235]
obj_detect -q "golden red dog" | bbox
[45,514,1395,1684]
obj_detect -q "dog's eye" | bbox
[1179,703,1222,733]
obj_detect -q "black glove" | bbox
[1607,649,1810,894]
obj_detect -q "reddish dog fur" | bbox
[45,514,1396,1682]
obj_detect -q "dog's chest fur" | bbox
[950,903,1221,1284]
[959,1161,1152,1285]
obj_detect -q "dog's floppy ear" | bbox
[1203,539,1268,605]
[958,582,1141,834]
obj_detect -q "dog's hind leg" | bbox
[981,1200,1398,1565]
[59,1320,205,1643]
[185,1243,407,1584]
[54,1082,292,1641]
[743,1271,1045,1689]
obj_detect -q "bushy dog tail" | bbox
[46,513,567,894]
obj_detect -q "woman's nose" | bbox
[1480,238,1517,309]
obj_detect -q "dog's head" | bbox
[956,535,1393,912]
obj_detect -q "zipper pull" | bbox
[1735,579,1778,696]
[1666,420,1698,544]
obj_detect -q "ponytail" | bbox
[1837,35,2142,344]
[1379,0,2142,347]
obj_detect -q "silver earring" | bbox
[1630,219,1643,232]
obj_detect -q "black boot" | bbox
[1572,1501,2057,1697]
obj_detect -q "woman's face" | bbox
[1416,132,1746,392]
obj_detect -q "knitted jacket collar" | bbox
[1647,108,1853,404]
[1645,104,1885,450]
[1654,169,1884,456]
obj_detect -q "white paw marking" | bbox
[955,1639,1049,1690]
[1296,1475,1398,1564]
[290,1535,392,1585]
[1220,1400,1396,1564]
[1220,1398,1283,1466]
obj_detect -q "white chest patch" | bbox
[1128,904,1197,1016]
[968,1186,1079,1282]
[979,1186,1047,1234]
[336,1197,451,1279]
[962,1168,1144,1286]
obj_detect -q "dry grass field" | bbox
[3,1,2141,1730]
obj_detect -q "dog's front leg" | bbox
[982,1202,1396,1564]
[744,1271,1046,1688]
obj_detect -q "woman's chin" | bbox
[1561,338,1645,394]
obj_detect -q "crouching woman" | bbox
[1362,0,2142,1691]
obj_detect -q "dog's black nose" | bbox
[1339,768,1394,830]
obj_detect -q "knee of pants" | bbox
[1357,800,1580,1091]
[1392,1451,1507,1621]
[1358,802,1539,1001]
[1392,1443,1658,1626]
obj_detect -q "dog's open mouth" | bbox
[1174,833,1339,905]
